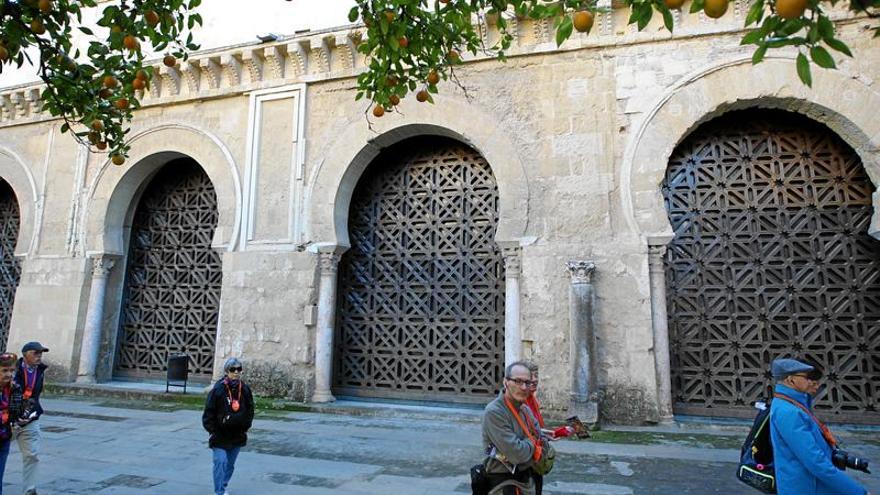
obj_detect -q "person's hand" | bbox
[15,418,31,427]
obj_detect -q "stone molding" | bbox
[90,254,118,278]
[317,252,341,275]
[566,260,596,285]
[1,7,863,128]
[502,247,522,277]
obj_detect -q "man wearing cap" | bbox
[769,358,870,495]
[13,342,49,495]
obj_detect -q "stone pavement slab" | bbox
[0,396,875,494]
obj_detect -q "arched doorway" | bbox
[334,137,505,403]
[114,158,222,380]
[662,109,880,423]
[0,179,21,350]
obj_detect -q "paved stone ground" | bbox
[2,397,877,494]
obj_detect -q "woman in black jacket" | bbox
[0,352,24,494]
[202,358,255,495]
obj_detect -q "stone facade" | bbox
[0,7,877,423]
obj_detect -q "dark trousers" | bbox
[534,473,543,494]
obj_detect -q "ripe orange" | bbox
[102,75,118,88]
[163,55,176,67]
[427,70,440,85]
[776,0,808,19]
[87,132,100,144]
[703,0,729,18]
[91,120,104,131]
[416,89,429,102]
[123,35,139,51]
[114,98,129,110]
[372,105,385,117]
[389,94,400,106]
[30,19,46,35]
[144,10,160,26]
[664,0,686,9]
[0,46,8,62]
[132,78,146,90]
[37,0,51,13]
[98,88,112,99]
[447,50,460,62]
[384,11,395,23]
[136,69,149,81]
[573,11,594,33]
[96,141,108,151]
[398,37,409,48]
[111,154,125,166]
[385,75,398,87]
[110,25,123,34]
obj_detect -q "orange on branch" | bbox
[372,105,385,117]
[102,75,118,88]
[427,70,440,85]
[123,35,139,51]
[163,55,177,67]
[91,120,104,131]
[132,78,146,90]
[30,19,46,35]
[144,10,160,27]
[703,0,729,18]
[416,89,429,102]
[111,154,125,166]
[573,11,594,33]
[664,0,686,9]
[389,94,400,106]
[776,0,808,19]
[114,98,129,110]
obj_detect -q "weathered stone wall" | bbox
[0,8,877,420]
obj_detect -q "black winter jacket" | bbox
[202,379,255,449]
[13,359,47,420]
[0,382,24,442]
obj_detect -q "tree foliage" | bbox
[0,0,877,163]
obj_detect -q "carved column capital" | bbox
[91,254,118,278]
[318,252,341,275]
[502,247,522,278]
[566,260,596,285]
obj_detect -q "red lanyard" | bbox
[224,380,242,412]
[503,397,543,463]
[774,393,837,447]
[21,363,36,399]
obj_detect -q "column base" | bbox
[75,375,97,385]
[569,399,599,425]
[311,390,336,403]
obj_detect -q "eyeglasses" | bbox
[227,367,242,372]
[791,373,818,382]
[506,378,536,388]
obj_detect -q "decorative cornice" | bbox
[566,260,596,285]
[0,6,863,127]
[503,247,522,277]
[91,254,118,278]
[318,252,341,275]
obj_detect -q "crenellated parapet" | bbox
[0,4,862,127]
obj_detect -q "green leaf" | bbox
[809,45,835,68]
[556,16,573,46]
[752,43,768,64]
[741,29,764,45]
[825,37,853,57]
[689,0,705,14]
[796,52,812,86]
[745,0,765,27]
[817,15,834,40]
[79,27,94,35]
[349,6,360,23]
[661,7,674,33]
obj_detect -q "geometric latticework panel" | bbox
[115,159,222,379]
[663,109,880,424]
[0,180,21,351]
[334,137,505,403]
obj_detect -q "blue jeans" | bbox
[0,439,11,495]
[211,446,241,495]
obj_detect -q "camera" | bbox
[832,448,871,474]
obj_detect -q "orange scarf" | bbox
[504,397,543,463]
[525,393,545,429]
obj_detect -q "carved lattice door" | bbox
[115,159,222,379]
[663,110,880,423]
[0,180,20,350]
[335,137,505,403]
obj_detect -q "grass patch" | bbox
[586,430,742,449]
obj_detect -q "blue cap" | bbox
[21,342,48,354]
[771,358,814,379]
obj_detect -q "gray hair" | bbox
[223,357,243,372]
[525,361,539,373]
[504,360,531,379]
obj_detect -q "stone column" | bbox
[566,260,599,423]
[648,241,674,423]
[503,247,522,367]
[76,255,117,383]
[312,251,341,403]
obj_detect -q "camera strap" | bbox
[503,397,542,463]
[773,393,837,447]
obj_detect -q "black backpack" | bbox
[736,400,777,494]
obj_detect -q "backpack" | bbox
[736,401,776,494]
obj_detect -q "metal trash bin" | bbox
[166,354,189,393]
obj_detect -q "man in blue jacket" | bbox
[770,358,870,495]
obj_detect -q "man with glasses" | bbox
[769,358,870,495]
[202,358,254,495]
[480,361,543,495]
[13,342,49,495]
